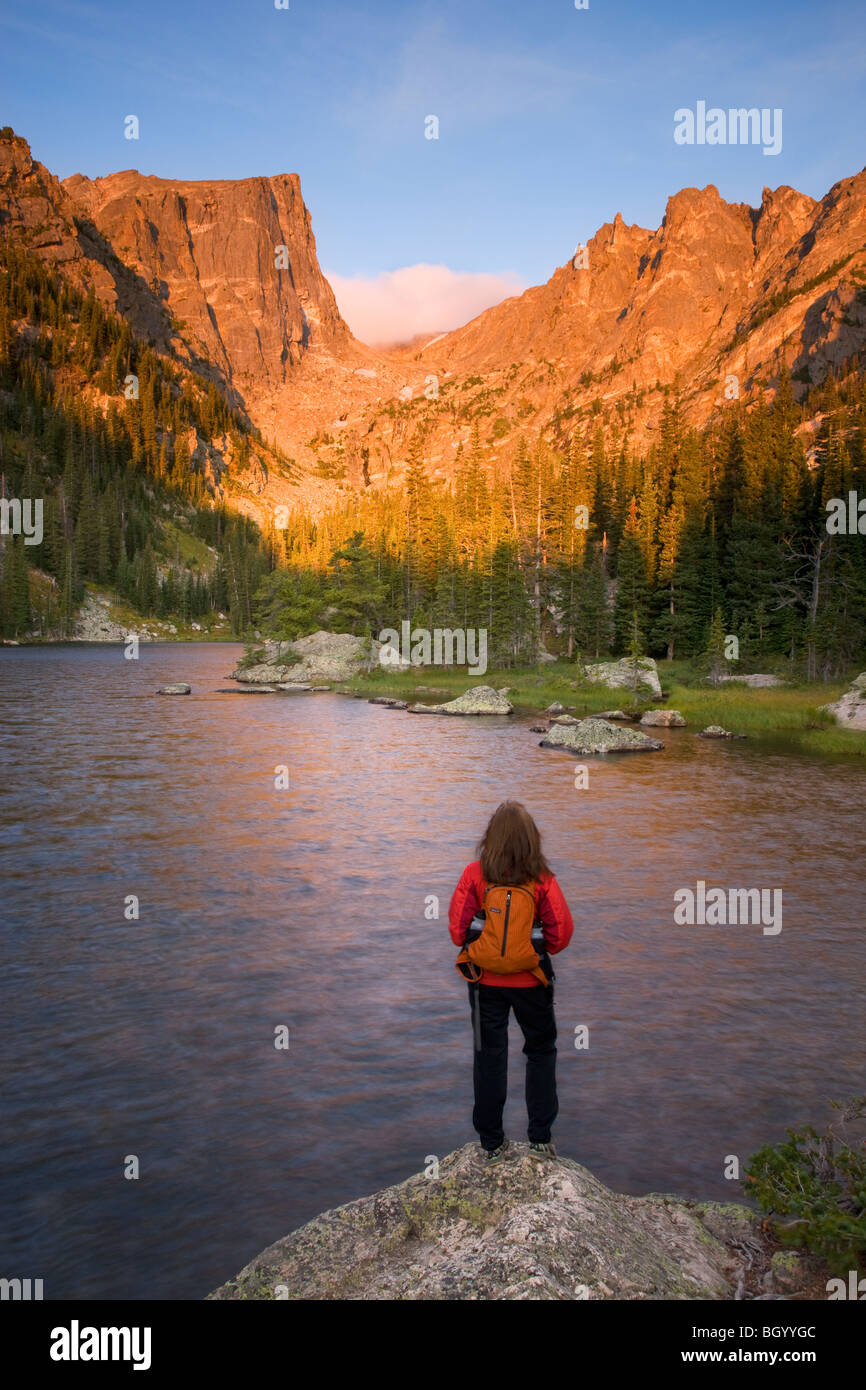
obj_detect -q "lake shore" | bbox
[331,663,866,757]
[6,621,866,755]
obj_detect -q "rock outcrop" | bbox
[407,685,513,715]
[720,674,786,688]
[820,672,866,731]
[579,658,663,699]
[207,1141,766,1301]
[540,717,663,754]
[232,631,380,684]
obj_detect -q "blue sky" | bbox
[2,0,864,339]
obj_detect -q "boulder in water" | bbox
[540,717,663,754]
[157,683,191,695]
[640,709,686,727]
[408,685,513,716]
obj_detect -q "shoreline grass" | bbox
[340,660,866,754]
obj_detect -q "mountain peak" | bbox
[3,132,866,511]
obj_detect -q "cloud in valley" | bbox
[325,263,526,347]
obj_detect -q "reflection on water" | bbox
[1,644,864,1298]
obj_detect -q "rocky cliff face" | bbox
[206,1141,818,1301]
[60,157,439,487]
[0,132,425,498]
[4,129,866,522]
[63,167,355,385]
[0,133,172,346]
[396,175,866,471]
[0,131,299,515]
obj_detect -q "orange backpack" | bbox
[456,881,551,986]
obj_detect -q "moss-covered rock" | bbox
[540,717,664,755]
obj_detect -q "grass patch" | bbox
[158,519,218,572]
[346,660,649,716]
[795,727,866,757]
[663,680,847,735]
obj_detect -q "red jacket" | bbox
[448,860,574,986]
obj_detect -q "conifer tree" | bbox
[613,498,650,653]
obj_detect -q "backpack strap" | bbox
[456,952,483,982]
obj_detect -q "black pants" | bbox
[468,981,558,1150]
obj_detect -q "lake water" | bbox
[1,643,864,1299]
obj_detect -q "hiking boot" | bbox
[529,1141,557,1159]
[482,1138,509,1163]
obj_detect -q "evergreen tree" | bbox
[613,498,650,653]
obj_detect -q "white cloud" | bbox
[326,262,526,346]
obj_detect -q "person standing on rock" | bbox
[449,801,574,1162]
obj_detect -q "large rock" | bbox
[232,632,380,685]
[407,685,513,716]
[580,658,662,698]
[820,672,866,731]
[206,1141,764,1301]
[640,709,686,727]
[540,717,663,755]
[720,674,785,688]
